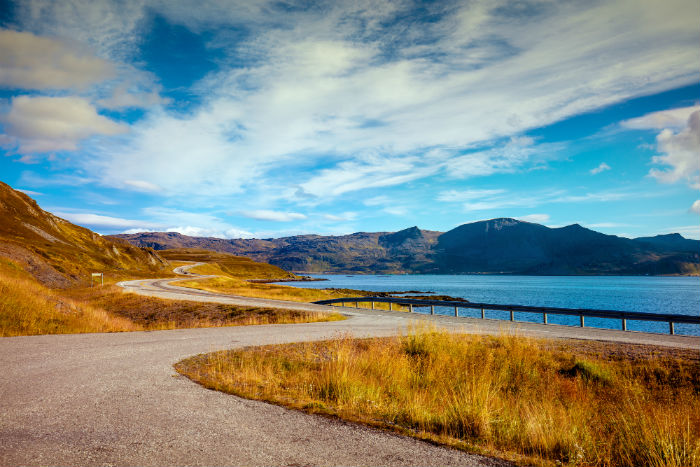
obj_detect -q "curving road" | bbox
[1,266,697,466]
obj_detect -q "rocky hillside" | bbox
[0,182,167,287]
[114,219,699,275]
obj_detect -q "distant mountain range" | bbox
[113,219,700,275]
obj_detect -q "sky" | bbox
[0,0,699,240]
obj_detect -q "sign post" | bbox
[91,272,103,287]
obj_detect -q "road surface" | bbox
[1,266,697,466]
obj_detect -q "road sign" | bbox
[91,272,103,287]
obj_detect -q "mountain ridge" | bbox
[113,219,699,276]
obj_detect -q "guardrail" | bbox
[313,297,700,335]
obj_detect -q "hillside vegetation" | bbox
[177,327,700,467]
[158,248,298,280]
[0,181,168,287]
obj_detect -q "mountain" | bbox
[113,219,699,275]
[634,233,700,252]
[0,182,167,287]
[436,218,699,275]
[115,227,441,273]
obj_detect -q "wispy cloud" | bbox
[437,188,506,202]
[621,106,699,130]
[442,188,645,212]
[590,162,611,175]
[53,211,161,230]
[691,200,700,215]
[239,209,307,222]
[516,214,550,224]
[323,212,358,222]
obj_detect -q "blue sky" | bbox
[1,0,698,239]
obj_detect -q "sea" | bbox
[274,274,700,336]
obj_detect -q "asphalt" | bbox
[1,266,697,466]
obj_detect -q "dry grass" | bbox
[160,248,296,280]
[1,258,344,336]
[66,284,345,329]
[175,276,403,312]
[176,326,700,467]
[0,258,138,336]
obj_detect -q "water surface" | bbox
[275,275,700,336]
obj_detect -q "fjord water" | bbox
[278,275,700,336]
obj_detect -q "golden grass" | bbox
[175,276,401,311]
[160,248,296,280]
[0,258,138,336]
[1,258,344,336]
[176,326,700,467]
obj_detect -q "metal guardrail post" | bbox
[371,301,375,310]
[622,318,627,331]
[543,313,548,324]
[670,322,675,335]
[430,305,434,315]
[454,306,458,317]
[481,308,485,319]
[355,301,359,308]
[389,302,393,311]
[509,309,514,321]
[409,304,413,313]
[580,314,585,327]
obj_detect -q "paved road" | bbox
[2,267,697,467]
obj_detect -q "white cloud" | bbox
[1,96,127,154]
[140,206,253,238]
[445,137,557,178]
[621,107,700,190]
[649,110,700,189]
[459,188,644,212]
[516,214,550,224]
[590,162,611,175]
[691,200,700,215]
[17,189,43,196]
[165,226,253,239]
[621,106,700,130]
[0,29,114,90]
[239,209,307,222]
[323,212,358,221]
[9,0,700,200]
[437,188,506,202]
[53,212,161,230]
[123,180,162,193]
[363,196,391,207]
[298,153,440,199]
[97,83,170,109]
[382,206,409,217]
